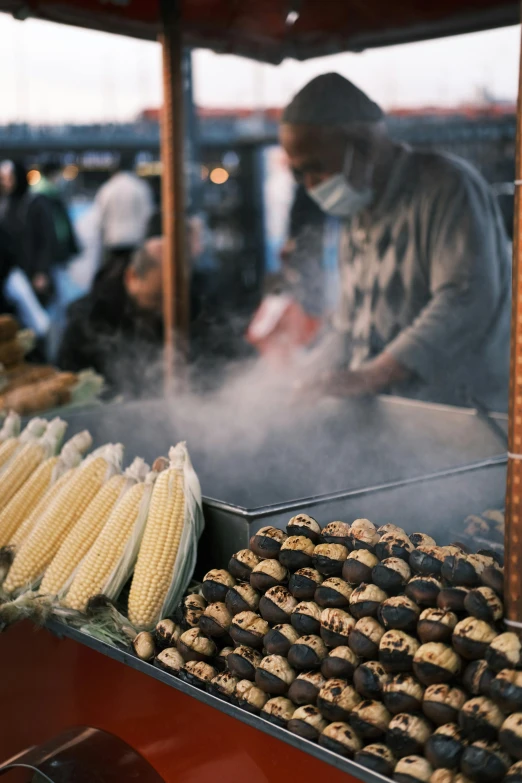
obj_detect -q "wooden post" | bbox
[159,0,189,392]
[504,23,522,634]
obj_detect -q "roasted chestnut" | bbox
[422,684,467,726]
[312,543,349,576]
[354,660,389,699]
[458,696,504,742]
[199,602,233,638]
[174,593,207,629]
[349,616,385,659]
[288,567,323,600]
[154,646,184,675]
[288,704,328,741]
[409,546,446,577]
[287,634,328,670]
[286,513,321,543]
[387,713,432,758]
[215,646,233,672]
[430,772,469,783]
[177,628,217,662]
[202,569,236,603]
[393,755,433,783]
[441,554,486,587]
[314,577,353,608]
[379,596,421,632]
[379,630,420,673]
[383,674,424,714]
[321,645,359,680]
[491,668,522,712]
[154,619,180,650]
[207,670,238,701]
[317,678,361,722]
[225,582,260,616]
[227,645,262,681]
[321,521,352,549]
[425,723,466,770]
[463,587,503,624]
[259,585,297,624]
[249,526,286,559]
[481,565,503,596]
[499,713,522,760]
[378,524,404,537]
[350,518,380,552]
[349,583,388,619]
[462,660,495,697]
[405,576,442,607]
[230,611,268,649]
[228,549,260,581]
[373,557,411,593]
[278,536,315,572]
[507,761,522,783]
[460,740,511,783]
[409,533,436,549]
[452,618,497,661]
[235,679,268,714]
[437,586,470,614]
[342,549,379,585]
[249,559,288,592]
[255,654,296,695]
[413,643,461,685]
[290,601,321,636]
[262,623,299,656]
[288,670,325,705]
[319,721,362,758]
[349,699,392,740]
[417,608,458,644]
[179,660,217,689]
[486,632,522,672]
[376,532,414,562]
[320,607,356,648]
[355,743,396,776]
[261,696,294,727]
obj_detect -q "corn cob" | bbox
[0,417,47,471]
[64,466,155,613]
[0,418,67,512]
[3,443,123,595]
[127,443,204,630]
[39,457,148,599]
[0,411,20,442]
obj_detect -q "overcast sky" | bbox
[0,12,519,124]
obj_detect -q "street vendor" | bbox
[280,73,511,411]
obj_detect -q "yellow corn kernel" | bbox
[0,456,59,546]
[4,455,111,594]
[9,467,77,550]
[64,481,148,612]
[0,441,46,512]
[127,467,185,629]
[39,473,128,598]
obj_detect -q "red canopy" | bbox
[0,0,518,61]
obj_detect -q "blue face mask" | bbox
[307,146,373,218]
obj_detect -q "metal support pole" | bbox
[159,0,189,392]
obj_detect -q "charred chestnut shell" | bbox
[386,713,432,758]
[288,704,328,741]
[314,577,353,609]
[452,618,497,661]
[441,554,485,588]
[199,602,233,638]
[409,546,446,577]
[458,696,504,742]
[261,696,294,727]
[259,585,297,624]
[215,646,233,672]
[464,587,503,624]
[278,536,315,572]
[312,543,349,577]
[349,616,385,660]
[288,670,325,705]
[174,593,207,629]
[500,713,522,761]
[321,645,359,680]
[177,628,217,662]
[373,557,411,593]
[228,549,260,582]
[249,558,288,592]
[379,630,420,673]
[287,634,328,671]
[288,568,323,601]
[491,669,522,713]
[486,632,522,672]
[249,526,287,559]
[354,660,389,700]
[481,565,503,596]
[235,679,268,714]
[225,582,260,616]
[376,533,414,563]
[422,684,467,726]
[262,623,299,656]
[383,674,424,715]
[290,601,321,636]
[255,655,296,695]
[425,723,465,770]
[349,583,388,619]
[355,743,396,776]
[350,518,380,552]
[319,721,363,758]
[343,549,379,585]
[349,699,392,740]
[462,660,495,697]
[230,611,269,649]
[207,671,238,702]
[405,576,442,607]
[179,660,217,689]
[154,619,179,650]
[317,678,362,722]
[379,596,421,633]
[321,521,352,550]
[226,645,262,681]
[413,642,461,685]
[286,513,321,543]
[154,647,184,675]
[393,755,433,783]
[417,608,458,644]
[202,569,236,603]
[409,533,437,549]
[460,740,511,783]
[320,607,356,648]
[437,586,470,614]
